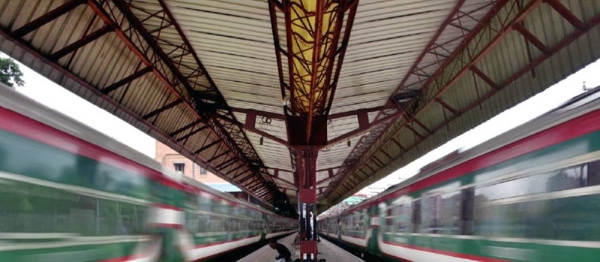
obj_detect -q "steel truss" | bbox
[325,0,600,206]
[269,0,358,145]
[1,0,278,201]
[268,0,358,259]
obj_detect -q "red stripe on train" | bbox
[0,107,186,191]
[344,108,600,213]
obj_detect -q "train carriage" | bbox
[0,84,296,262]
[319,87,600,262]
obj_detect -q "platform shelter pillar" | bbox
[295,148,319,261]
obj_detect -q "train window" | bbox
[438,191,461,234]
[185,193,198,209]
[118,203,145,235]
[185,213,198,233]
[476,163,592,203]
[197,195,212,212]
[586,160,600,186]
[419,196,439,234]
[411,200,421,233]
[385,207,394,232]
[472,161,600,240]
[0,181,149,237]
[391,204,411,233]
[197,214,210,232]
[357,212,365,235]
[460,188,475,235]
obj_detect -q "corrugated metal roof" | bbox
[1,0,599,210]
[0,0,279,202]
[325,0,600,208]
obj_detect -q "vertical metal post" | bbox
[96,199,100,234]
[297,148,318,261]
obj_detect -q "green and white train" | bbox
[0,84,296,261]
[318,87,600,262]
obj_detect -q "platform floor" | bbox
[237,233,364,262]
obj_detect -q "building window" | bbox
[200,167,207,175]
[174,163,185,174]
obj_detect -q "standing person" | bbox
[269,239,292,262]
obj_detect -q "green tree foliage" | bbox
[0,57,24,88]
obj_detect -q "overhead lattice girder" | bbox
[96,0,280,202]
[323,0,600,208]
[269,0,358,145]
[322,0,502,202]
[226,105,399,149]
[0,0,280,202]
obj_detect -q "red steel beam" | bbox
[49,24,114,61]
[193,140,220,155]
[372,155,386,167]
[268,167,295,174]
[326,0,523,201]
[273,176,296,187]
[215,157,237,170]
[89,0,278,201]
[379,148,393,161]
[470,66,500,90]
[329,0,600,203]
[435,98,460,115]
[231,105,387,122]
[512,24,553,56]
[325,111,400,148]
[101,66,153,94]
[268,0,288,100]
[371,156,384,168]
[323,0,474,199]
[231,107,285,121]
[544,0,587,31]
[142,99,183,119]
[412,118,433,135]
[208,150,232,163]
[12,0,85,37]
[177,125,208,143]
[274,0,356,146]
[388,0,470,99]
[245,180,261,190]
[0,23,260,204]
[250,181,270,193]
[323,0,359,115]
[169,119,203,137]
[156,0,217,89]
[410,0,541,107]
[229,165,247,178]
[390,138,405,151]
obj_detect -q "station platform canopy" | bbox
[1,0,599,211]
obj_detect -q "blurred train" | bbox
[0,84,296,261]
[318,86,600,262]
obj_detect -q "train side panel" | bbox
[321,97,600,261]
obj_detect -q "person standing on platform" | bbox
[269,239,292,262]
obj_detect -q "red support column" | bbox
[296,148,319,261]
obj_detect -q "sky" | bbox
[2,52,600,200]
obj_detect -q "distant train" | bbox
[318,87,600,262]
[0,84,296,261]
